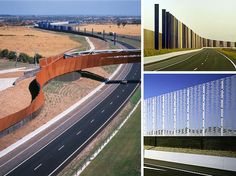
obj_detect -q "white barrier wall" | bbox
[144,75,236,136]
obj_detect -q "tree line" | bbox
[0,49,42,64]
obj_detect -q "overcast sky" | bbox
[0,0,140,16]
[143,0,236,41]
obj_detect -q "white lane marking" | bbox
[101,110,105,113]
[216,50,236,70]
[33,163,42,171]
[58,145,64,151]
[110,102,113,105]
[0,64,132,175]
[90,119,94,123]
[144,166,166,171]
[194,67,198,70]
[0,63,126,161]
[48,79,140,176]
[145,163,212,176]
[117,95,119,98]
[156,51,201,70]
[76,130,82,136]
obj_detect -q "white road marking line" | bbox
[1,56,133,176]
[194,67,198,70]
[110,102,113,105]
[156,51,201,70]
[58,145,64,151]
[216,50,236,70]
[34,163,42,171]
[145,163,212,176]
[90,119,94,123]
[101,110,105,113]
[48,82,140,176]
[76,130,82,135]
[144,166,166,171]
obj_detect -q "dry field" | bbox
[0,37,119,150]
[77,24,141,36]
[0,26,80,57]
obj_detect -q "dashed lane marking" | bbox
[34,163,42,171]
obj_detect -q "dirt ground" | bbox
[0,36,118,150]
[0,26,80,57]
[0,77,33,118]
[77,24,141,36]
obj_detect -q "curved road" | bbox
[144,48,236,71]
[0,44,140,175]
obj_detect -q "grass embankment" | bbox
[0,60,33,70]
[144,146,236,158]
[81,104,141,176]
[216,48,236,64]
[144,48,194,57]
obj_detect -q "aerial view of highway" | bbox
[0,0,141,176]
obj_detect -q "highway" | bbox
[0,42,140,175]
[144,159,236,176]
[144,48,236,71]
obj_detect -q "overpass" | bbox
[0,49,140,133]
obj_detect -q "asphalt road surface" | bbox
[144,48,236,71]
[144,159,236,176]
[0,63,140,176]
[0,38,140,176]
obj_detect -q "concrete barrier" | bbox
[145,150,236,172]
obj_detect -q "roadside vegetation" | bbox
[144,145,236,158]
[144,48,194,57]
[81,104,141,176]
[216,48,236,64]
[0,48,42,64]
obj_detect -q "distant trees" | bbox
[0,48,42,64]
[122,21,127,28]
[117,21,121,28]
[7,51,17,60]
[0,49,9,58]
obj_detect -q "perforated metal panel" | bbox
[144,75,236,136]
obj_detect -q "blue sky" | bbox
[144,74,234,99]
[0,0,140,16]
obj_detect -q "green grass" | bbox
[216,48,236,64]
[0,59,34,70]
[144,48,194,57]
[130,87,141,106]
[81,104,141,176]
[144,146,236,158]
[118,37,141,49]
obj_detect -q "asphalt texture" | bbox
[4,63,140,176]
[144,159,236,176]
[144,48,236,71]
[0,38,141,176]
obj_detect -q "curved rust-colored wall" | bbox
[0,51,140,132]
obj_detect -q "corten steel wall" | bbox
[0,51,141,132]
[144,75,236,137]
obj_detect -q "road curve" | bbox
[0,42,140,175]
[144,48,236,71]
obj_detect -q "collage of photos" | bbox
[0,0,235,176]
